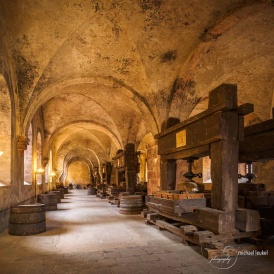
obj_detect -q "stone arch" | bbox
[137,132,155,183]
[0,75,11,186]
[45,121,121,156]
[168,3,274,121]
[35,131,43,185]
[24,123,33,185]
[57,148,99,184]
[65,156,93,187]
[23,77,159,137]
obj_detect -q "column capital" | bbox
[17,135,29,156]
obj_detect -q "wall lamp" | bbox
[35,168,45,174]
[0,151,3,156]
[50,171,56,177]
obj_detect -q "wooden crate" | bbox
[153,191,204,201]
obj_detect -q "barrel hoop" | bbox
[9,221,46,236]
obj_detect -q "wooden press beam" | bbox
[155,83,252,233]
[124,143,136,195]
[112,143,137,194]
[210,111,239,213]
[239,109,274,162]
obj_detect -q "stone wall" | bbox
[65,161,91,187]
[146,141,160,195]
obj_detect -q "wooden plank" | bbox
[248,191,270,197]
[170,222,185,227]
[267,196,274,206]
[196,208,234,234]
[148,196,175,207]
[146,204,197,223]
[246,196,268,208]
[208,84,237,113]
[161,144,209,160]
[238,196,245,208]
[238,116,245,142]
[174,198,206,214]
[238,183,266,192]
[239,148,274,162]
[141,210,153,218]
[202,241,224,249]
[244,119,274,136]
[193,230,215,243]
[180,225,198,236]
[202,243,258,259]
[155,220,181,237]
[235,208,260,232]
[237,103,254,116]
[146,202,174,214]
[239,132,274,162]
[210,111,239,216]
[125,170,135,195]
[147,213,159,221]
[161,117,180,131]
[157,111,225,155]
[105,161,112,185]
[148,203,233,235]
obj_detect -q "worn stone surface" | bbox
[0,190,274,274]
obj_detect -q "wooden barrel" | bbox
[38,194,57,211]
[119,195,143,215]
[63,187,69,194]
[9,204,46,236]
[56,188,65,199]
[87,186,97,195]
[46,191,61,203]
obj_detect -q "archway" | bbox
[65,160,91,189]
[24,123,32,185]
[0,75,11,186]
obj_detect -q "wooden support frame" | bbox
[112,143,139,195]
[102,162,112,185]
[153,83,255,236]
[239,107,274,162]
[143,213,259,256]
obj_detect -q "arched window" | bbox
[36,131,42,185]
[49,149,53,183]
[0,75,11,186]
[24,124,33,185]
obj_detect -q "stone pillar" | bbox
[146,140,160,195]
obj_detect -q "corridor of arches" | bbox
[0,2,274,271]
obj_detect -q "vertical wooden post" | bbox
[209,84,240,232]
[106,162,112,185]
[125,143,136,194]
[159,117,180,191]
[160,159,177,190]
[210,112,239,231]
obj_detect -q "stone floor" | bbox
[0,190,273,274]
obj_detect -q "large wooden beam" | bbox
[210,112,239,216]
[160,159,176,190]
[239,131,274,162]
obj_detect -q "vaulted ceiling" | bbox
[0,0,273,168]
